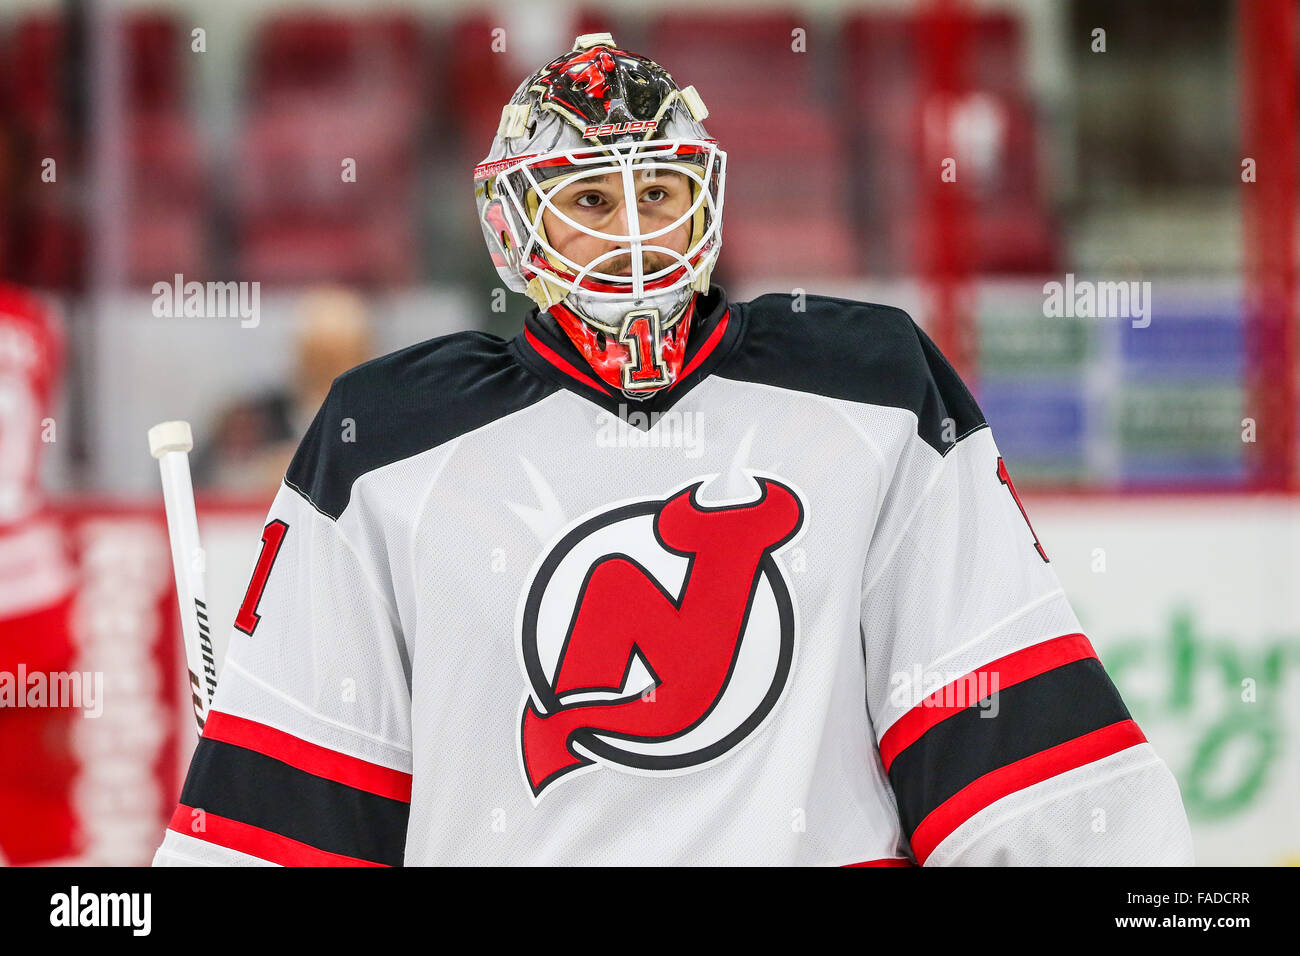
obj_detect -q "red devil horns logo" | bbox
[518,476,805,799]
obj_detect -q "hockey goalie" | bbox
[154,34,1194,866]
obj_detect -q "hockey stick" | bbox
[148,420,217,734]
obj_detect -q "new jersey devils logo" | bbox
[517,475,805,800]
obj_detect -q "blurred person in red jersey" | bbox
[192,286,375,497]
[0,282,80,865]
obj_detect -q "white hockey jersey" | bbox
[154,287,1194,866]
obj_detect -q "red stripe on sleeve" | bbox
[202,711,412,802]
[168,804,388,866]
[908,719,1147,865]
[879,633,1097,772]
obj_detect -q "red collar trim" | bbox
[522,326,612,394]
[671,307,731,388]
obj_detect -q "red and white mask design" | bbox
[474,35,727,398]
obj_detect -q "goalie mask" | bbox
[474,33,726,398]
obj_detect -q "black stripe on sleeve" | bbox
[887,658,1134,839]
[179,738,410,867]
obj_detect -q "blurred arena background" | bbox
[0,0,1295,865]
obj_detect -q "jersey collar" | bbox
[509,285,743,422]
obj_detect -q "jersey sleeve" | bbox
[154,385,413,867]
[859,319,1194,867]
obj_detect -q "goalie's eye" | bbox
[574,192,606,208]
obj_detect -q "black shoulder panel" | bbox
[717,293,986,454]
[285,331,557,520]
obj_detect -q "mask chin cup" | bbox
[566,284,694,337]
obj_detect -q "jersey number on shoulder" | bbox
[234,519,289,635]
[996,457,1049,563]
